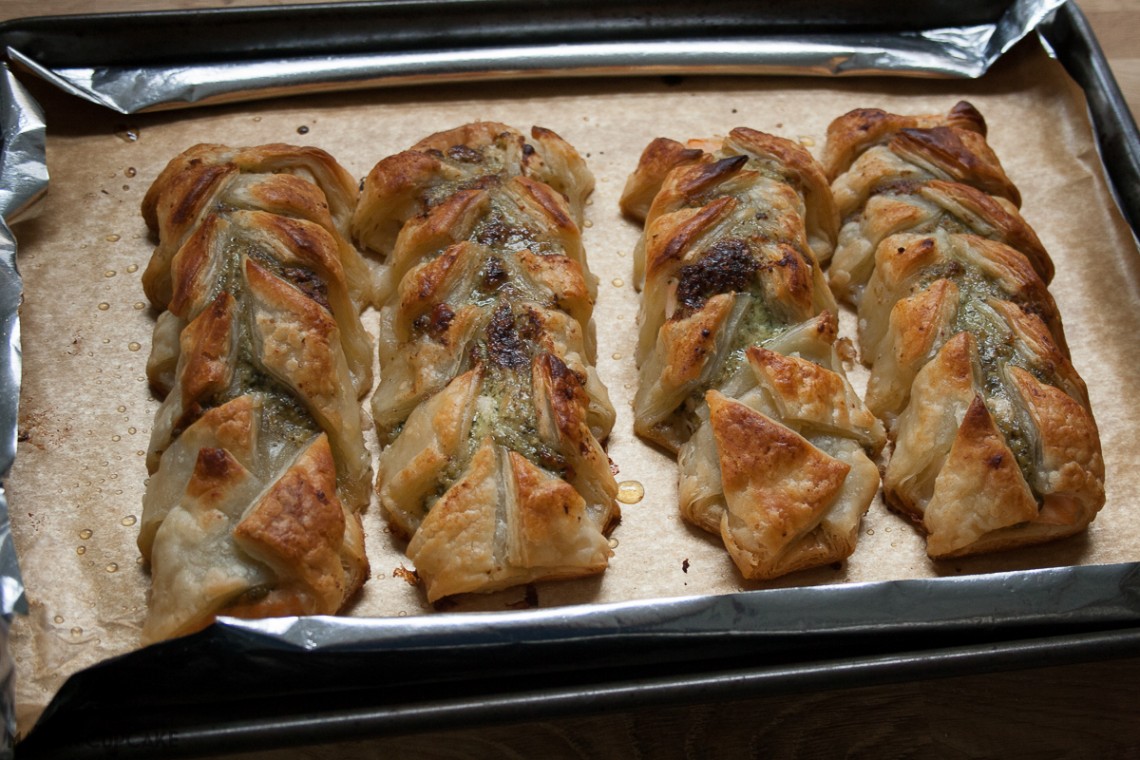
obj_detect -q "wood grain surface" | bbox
[2,1,1138,757]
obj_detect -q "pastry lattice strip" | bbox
[621,129,885,580]
[823,102,1104,557]
[138,144,373,642]
[352,123,619,602]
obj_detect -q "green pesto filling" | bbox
[431,315,569,506]
[190,238,320,455]
[923,261,1046,491]
[707,288,784,391]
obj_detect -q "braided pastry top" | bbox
[622,129,885,580]
[823,100,1052,303]
[824,103,1104,557]
[138,144,373,642]
[352,123,618,602]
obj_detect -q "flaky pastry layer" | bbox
[352,123,619,602]
[622,128,885,580]
[823,102,1104,557]
[138,144,373,642]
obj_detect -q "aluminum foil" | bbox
[0,62,46,759]
[1,0,1135,754]
[5,0,1065,114]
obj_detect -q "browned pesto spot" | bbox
[486,302,530,370]
[413,302,456,341]
[475,215,512,246]
[447,144,484,163]
[281,266,331,310]
[481,256,509,290]
[672,238,758,319]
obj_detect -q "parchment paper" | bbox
[7,39,1139,731]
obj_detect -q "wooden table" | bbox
[3,1,1139,757]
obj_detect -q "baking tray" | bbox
[4,1,1140,757]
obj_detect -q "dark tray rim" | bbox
[7,1,1140,756]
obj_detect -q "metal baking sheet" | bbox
[2,1,1139,757]
[17,562,1140,758]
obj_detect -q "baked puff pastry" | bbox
[621,128,885,580]
[352,123,619,602]
[823,102,1105,557]
[138,144,373,642]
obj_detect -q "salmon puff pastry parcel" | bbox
[822,102,1104,558]
[138,144,374,643]
[620,129,885,580]
[352,123,619,602]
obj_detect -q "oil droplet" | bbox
[111,435,121,442]
[128,427,137,435]
[104,269,116,278]
[136,450,145,457]
[125,167,137,178]
[583,219,594,228]
[70,627,83,637]
[616,480,645,504]
[53,615,64,625]
[866,528,875,536]
[608,537,620,549]
[105,234,121,243]
[121,515,137,526]
[297,125,310,135]
[117,405,127,413]
[252,116,262,123]
[799,136,816,147]
[126,264,138,274]
[133,302,146,310]
[611,278,624,288]
[611,352,622,361]
[78,529,93,540]
[616,250,627,257]
[397,610,407,617]
[115,125,140,142]
[127,342,141,352]
[76,546,86,556]
[97,302,110,311]
[105,563,119,573]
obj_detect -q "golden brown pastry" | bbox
[823,102,1104,557]
[621,129,885,580]
[352,123,619,602]
[138,143,373,642]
